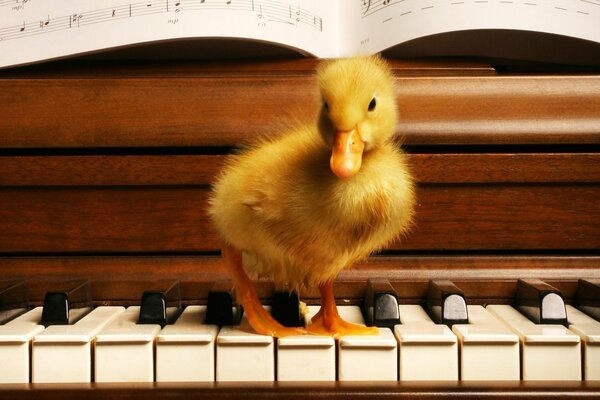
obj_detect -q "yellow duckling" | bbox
[209,55,415,338]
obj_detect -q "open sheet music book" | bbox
[1,0,599,68]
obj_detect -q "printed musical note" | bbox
[362,0,371,14]
[39,15,49,28]
[0,0,325,42]
[361,0,397,18]
[69,14,82,28]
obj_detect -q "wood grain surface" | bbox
[0,184,597,253]
[0,60,598,148]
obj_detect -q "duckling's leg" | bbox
[221,243,306,338]
[306,280,379,338]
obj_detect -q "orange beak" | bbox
[330,129,365,179]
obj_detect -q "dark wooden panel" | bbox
[413,153,600,184]
[0,256,227,285]
[1,73,598,148]
[1,255,598,304]
[0,155,225,186]
[1,153,599,186]
[0,188,216,253]
[1,380,599,400]
[2,255,597,282]
[406,185,600,250]
[1,76,313,148]
[0,184,598,253]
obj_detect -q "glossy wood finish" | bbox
[1,150,598,253]
[0,61,599,148]
[1,184,597,252]
[2,153,599,186]
[1,381,600,400]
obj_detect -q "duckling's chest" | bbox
[288,149,406,226]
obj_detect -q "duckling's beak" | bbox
[330,129,365,179]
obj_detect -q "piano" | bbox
[0,57,599,399]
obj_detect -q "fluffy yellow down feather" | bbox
[209,55,415,291]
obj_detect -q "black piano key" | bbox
[427,280,469,326]
[516,278,568,326]
[270,291,303,327]
[205,280,243,326]
[0,280,28,324]
[40,280,92,327]
[138,280,182,327]
[362,278,400,330]
[577,279,600,321]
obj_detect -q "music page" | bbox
[340,0,600,57]
[0,0,337,67]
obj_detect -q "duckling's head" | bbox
[317,55,397,179]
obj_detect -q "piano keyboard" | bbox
[0,279,599,384]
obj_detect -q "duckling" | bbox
[209,55,415,338]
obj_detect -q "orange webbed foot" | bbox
[306,280,379,339]
[243,304,306,337]
[306,308,378,339]
[221,242,306,338]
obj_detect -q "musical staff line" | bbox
[581,0,599,6]
[0,0,323,42]
[361,0,596,18]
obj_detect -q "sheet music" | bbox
[2,0,599,67]
[0,0,336,67]
[341,0,600,56]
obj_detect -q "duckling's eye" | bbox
[323,101,329,112]
[368,97,377,112]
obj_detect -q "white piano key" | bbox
[335,306,398,381]
[276,305,336,382]
[569,305,600,326]
[398,304,435,325]
[338,327,398,381]
[395,304,458,381]
[277,334,335,382]
[95,306,161,382]
[566,305,600,381]
[452,305,520,380]
[32,306,125,383]
[487,304,581,381]
[156,305,219,382]
[216,312,274,382]
[0,307,44,383]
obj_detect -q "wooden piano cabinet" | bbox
[0,58,599,398]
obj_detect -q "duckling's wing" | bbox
[241,187,284,223]
[241,190,264,212]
